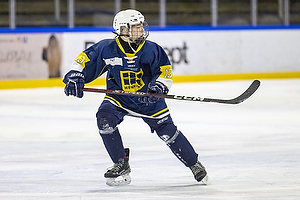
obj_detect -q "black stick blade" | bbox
[202,80,261,104]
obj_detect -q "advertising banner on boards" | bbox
[0,33,62,80]
[1,28,300,81]
[61,29,300,77]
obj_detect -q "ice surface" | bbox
[0,79,300,200]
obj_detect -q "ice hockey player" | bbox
[63,9,208,186]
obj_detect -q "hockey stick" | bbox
[83,80,260,104]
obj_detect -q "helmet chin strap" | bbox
[128,42,137,53]
[120,36,137,53]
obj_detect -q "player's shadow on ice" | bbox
[86,183,207,193]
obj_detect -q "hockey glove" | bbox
[138,81,168,104]
[63,70,85,98]
[148,81,169,94]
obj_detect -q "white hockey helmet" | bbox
[113,9,149,44]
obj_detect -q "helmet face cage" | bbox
[128,21,149,45]
[113,10,149,45]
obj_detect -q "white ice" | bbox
[0,79,300,200]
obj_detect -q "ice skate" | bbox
[190,161,209,185]
[104,148,131,186]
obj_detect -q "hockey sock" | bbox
[100,128,126,163]
[160,130,198,167]
[143,116,198,167]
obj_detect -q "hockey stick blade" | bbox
[200,80,260,104]
[83,80,260,105]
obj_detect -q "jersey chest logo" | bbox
[120,68,145,92]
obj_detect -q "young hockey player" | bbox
[63,9,208,186]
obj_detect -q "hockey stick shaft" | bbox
[83,80,260,104]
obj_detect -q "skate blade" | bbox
[201,175,210,185]
[106,174,131,186]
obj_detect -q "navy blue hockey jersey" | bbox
[72,36,173,118]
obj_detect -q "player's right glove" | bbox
[63,70,85,98]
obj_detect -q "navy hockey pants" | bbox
[96,100,198,167]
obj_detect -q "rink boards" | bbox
[0,26,300,89]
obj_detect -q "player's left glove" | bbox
[138,81,168,104]
[148,81,169,94]
[63,70,85,98]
